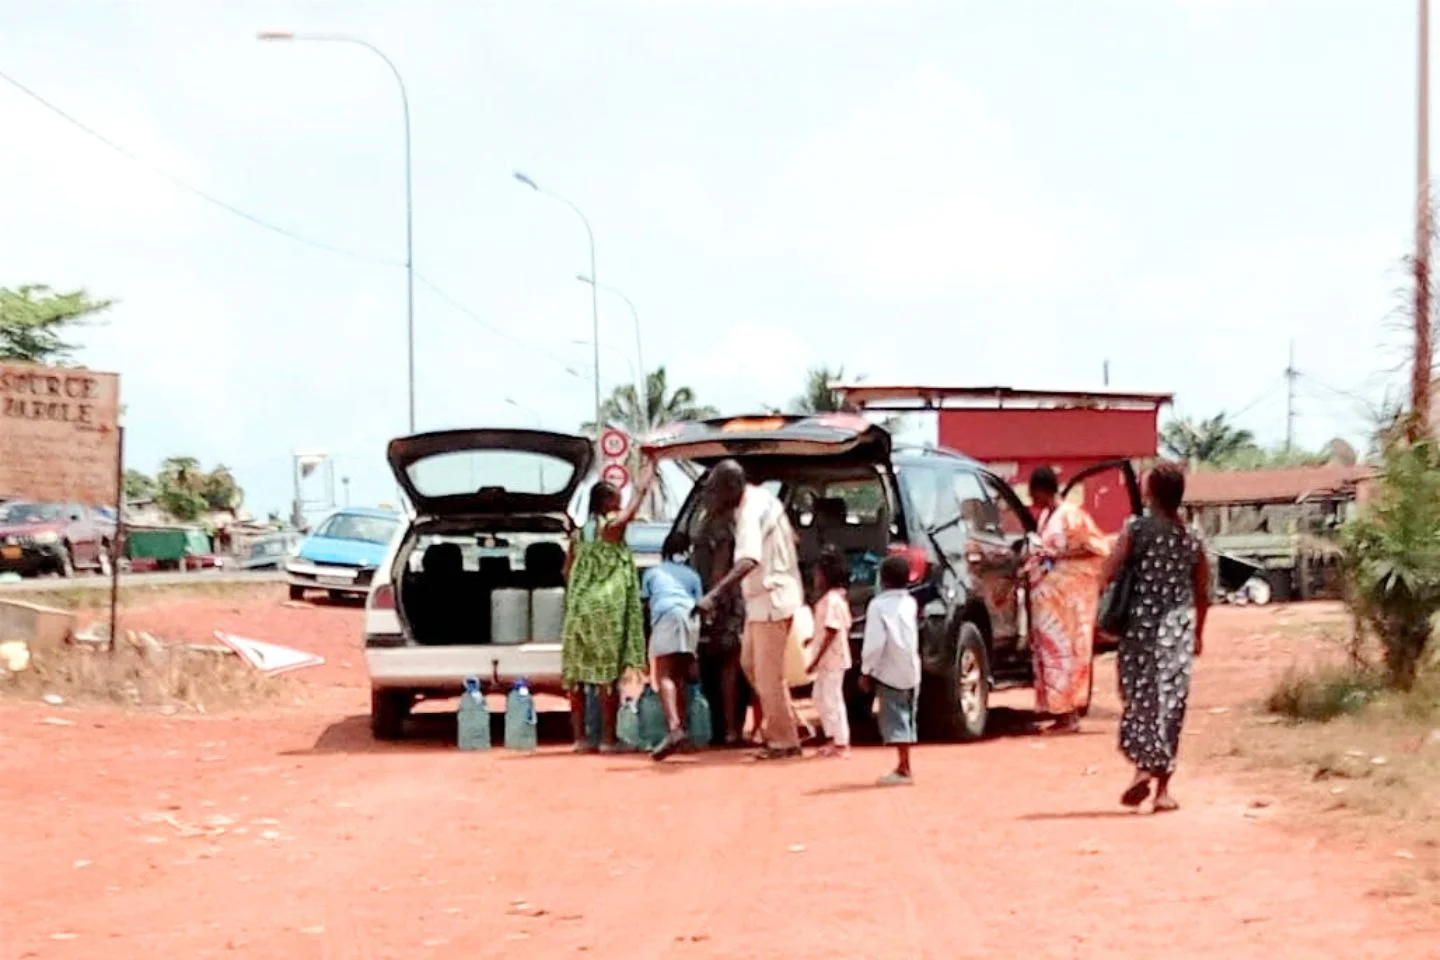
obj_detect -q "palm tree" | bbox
[792,365,851,414]
[786,364,904,434]
[583,366,717,517]
[1159,414,1257,465]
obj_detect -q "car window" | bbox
[406,450,577,498]
[979,474,1029,537]
[819,478,886,523]
[953,470,1000,535]
[315,513,399,544]
[897,465,940,530]
[0,502,60,523]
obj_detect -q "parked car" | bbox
[625,521,670,571]
[0,501,115,577]
[641,414,1141,741]
[287,507,401,601]
[237,531,302,571]
[362,429,592,738]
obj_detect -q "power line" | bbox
[415,276,583,374]
[0,66,585,378]
[1227,375,1286,422]
[0,67,401,267]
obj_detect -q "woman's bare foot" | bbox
[572,740,598,754]
[1153,794,1179,813]
[1041,712,1080,735]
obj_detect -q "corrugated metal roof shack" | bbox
[1184,465,1374,601]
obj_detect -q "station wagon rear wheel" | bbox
[371,690,411,741]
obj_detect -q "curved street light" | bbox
[257,29,417,434]
[576,274,644,407]
[514,171,602,437]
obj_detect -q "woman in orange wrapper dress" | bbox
[1024,466,1109,734]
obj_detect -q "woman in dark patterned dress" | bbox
[696,508,747,745]
[1098,463,1211,813]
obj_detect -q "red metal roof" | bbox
[834,384,1173,411]
[1183,466,1375,506]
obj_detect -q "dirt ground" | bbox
[3,594,1439,959]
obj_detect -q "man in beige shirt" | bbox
[698,460,804,758]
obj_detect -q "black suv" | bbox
[644,414,1140,741]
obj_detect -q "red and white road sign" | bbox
[599,428,630,461]
[600,462,630,489]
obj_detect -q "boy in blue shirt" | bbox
[643,531,704,760]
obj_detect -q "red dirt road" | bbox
[3,596,1437,959]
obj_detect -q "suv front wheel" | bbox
[919,621,989,741]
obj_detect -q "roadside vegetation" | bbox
[1236,436,1440,896]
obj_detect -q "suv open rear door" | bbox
[641,414,891,466]
[1059,459,1143,534]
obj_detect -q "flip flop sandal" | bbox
[1121,779,1152,807]
[650,732,689,761]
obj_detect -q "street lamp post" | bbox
[576,274,644,411]
[257,29,416,434]
[572,339,638,395]
[513,172,602,436]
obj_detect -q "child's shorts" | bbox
[650,608,699,658]
[876,681,918,744]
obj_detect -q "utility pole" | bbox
[1414,0,1433,440]
[1102,359,1110,387]
[1285,340,1298,452]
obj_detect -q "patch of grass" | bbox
[1,579,282,612]
[2,632,293,712]
[1266,664,1384,722]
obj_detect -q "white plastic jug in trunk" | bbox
[531,587,566,643]
[490,588,530,645]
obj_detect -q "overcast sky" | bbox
[0,1,1422,517]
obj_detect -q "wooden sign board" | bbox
[0,362,121,505]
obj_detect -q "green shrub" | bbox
[1267,664,1383,722]
[1342,440,1440,690]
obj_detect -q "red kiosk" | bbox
[835,385,1172,533]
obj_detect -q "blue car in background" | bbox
[287,506,401,601]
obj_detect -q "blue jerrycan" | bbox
[457,676,491,751]
[685,682,713,747]
[504,679,539,752]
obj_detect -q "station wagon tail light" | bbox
[369,583,396,611]
[888,543,929,584]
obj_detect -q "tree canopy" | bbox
[0,285,113,365]
[127,458,244,522]
[586,366,718,437]
[1159,414,1257,464]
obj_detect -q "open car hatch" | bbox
[387,429,595,517]
[641,414,891,465]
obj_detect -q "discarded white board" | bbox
[213,631,324,676]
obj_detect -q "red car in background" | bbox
[0,501,114,577]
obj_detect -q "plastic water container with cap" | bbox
[616,695,641,750]
[456,675,491,751]
[504,678,539,752]
[636,684,667,751]
[686,682,713,747]
[490,588,530,645]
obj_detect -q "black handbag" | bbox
[1097,525,1137,636]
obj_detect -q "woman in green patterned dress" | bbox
[563,460,656,752]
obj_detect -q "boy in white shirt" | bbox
[860,554,921,785]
